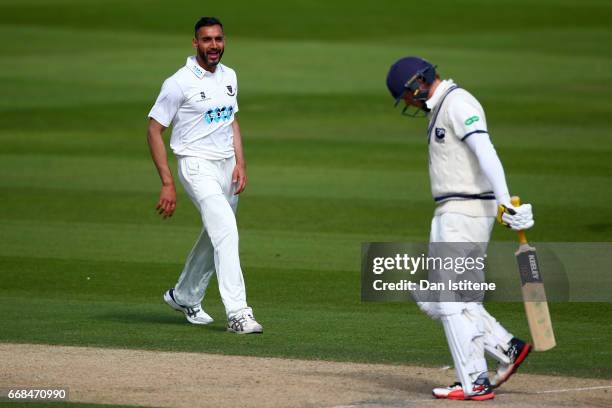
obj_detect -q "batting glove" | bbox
[497,203,534,231]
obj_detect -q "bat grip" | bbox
[511,196,529,244]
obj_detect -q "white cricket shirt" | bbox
[148,56,239,160]
[426,79,497,217]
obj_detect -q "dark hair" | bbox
[194,17,223,35]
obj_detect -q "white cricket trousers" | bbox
[173,155,248,318]
[429,212,513,393]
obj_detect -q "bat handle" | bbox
[511,196,528,245]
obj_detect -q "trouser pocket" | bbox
[186,158,200,176]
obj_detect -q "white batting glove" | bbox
[497,203,534,231]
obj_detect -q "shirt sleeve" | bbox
[148,78,184,127]
[448,97,488,141]
[465,133,511,207]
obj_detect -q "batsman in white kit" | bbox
[387,57,535,400]
[146,17,262,334]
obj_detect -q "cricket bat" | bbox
[511,196,556,351]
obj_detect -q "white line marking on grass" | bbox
[328,385,612,407]
[495,384,612,398]
[532,385,612,394]
[329,385,612,407]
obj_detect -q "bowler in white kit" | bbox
[387,57,535,400]
[147,16,262,334]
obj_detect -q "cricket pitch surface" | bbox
[1,343,610,408]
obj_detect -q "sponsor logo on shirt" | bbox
[197,91,210,102]
[464,116,480,126]
[226,85,236,96]
[204,106,234,124]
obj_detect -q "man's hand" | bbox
[231,119,247,195]
[232,162,247,195]
[497,203,534,230]
[156,184,177,218]
[147,118,177,219]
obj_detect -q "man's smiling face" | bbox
[193,24,225,70]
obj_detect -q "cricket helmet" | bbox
[386,56,437,115]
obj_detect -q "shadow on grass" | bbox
[94,309,185,325]
[93,309,228,332]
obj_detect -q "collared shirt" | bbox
[425,79,498,217]
[148,56,239,160]
[425,79,455,111]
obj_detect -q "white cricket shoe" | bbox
[432,382,463,399]
[227,308,263,334]
[163,288,213,325]
[432,375,495,401]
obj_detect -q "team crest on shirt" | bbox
[435,127,446,143]
[226,85,236,96]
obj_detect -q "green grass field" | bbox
[1,0,612,383]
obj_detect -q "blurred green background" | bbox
[1,0,611,379]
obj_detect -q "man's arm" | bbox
[231,118,247,195]
[465,135,511,207]
[147,118,176,218]
[466,135,534,230]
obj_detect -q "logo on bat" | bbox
[528,254,540,280]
